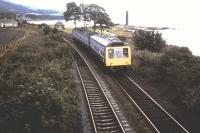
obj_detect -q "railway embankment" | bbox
[110,28,199,132]
[0,30,81,133]
[126,30,200,132]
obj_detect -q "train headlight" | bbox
[108,49,114,59]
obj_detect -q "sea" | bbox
[28,20,200,56]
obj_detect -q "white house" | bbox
[54,22,64,29]
[0,19,19,27]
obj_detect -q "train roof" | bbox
[73,28,94,38]
[90,34,124,47]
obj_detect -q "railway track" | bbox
[63,33,189,133]
[63,35,126,133]
[115,72,189,133]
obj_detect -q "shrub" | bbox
[133,45,200,110]
[132,29,166,52]
[0,34,81,133]
[133,42,200,132]
[38,23,48,29]
[43,25,51,35]
[52,28,58,34]
[117,35,127,41]
[49,33,63,42]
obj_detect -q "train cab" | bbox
[105,44,131,67]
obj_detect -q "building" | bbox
[54,22,64,29]
[0,19,19,27]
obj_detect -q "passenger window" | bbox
[123,48,128,58]
[108,49,114,58]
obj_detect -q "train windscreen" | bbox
[115,49,123,58]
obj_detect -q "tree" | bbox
[87,4,108,32]
[132,30,166,52]
[64,2,81,27]
[96,14,110,34]
[80,3,90,27]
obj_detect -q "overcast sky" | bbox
[5,0,199,28]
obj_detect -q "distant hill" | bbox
[0,7,16,19]
[0,0,63,20]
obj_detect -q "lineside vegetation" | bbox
[0,29,81,133]
[132,29,200,132]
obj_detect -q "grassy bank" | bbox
[132,38,200,131]
[0,32,81,133]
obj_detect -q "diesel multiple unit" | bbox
[72,28,132,67]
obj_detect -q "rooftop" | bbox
[55,22,64,25]
[0,19,18,23]
[91,34,124,46]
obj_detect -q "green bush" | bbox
[132,29,166,52]
[38,23,48,29]
[43,25,51,35]
[0,34,81,133]
[52,28,58,34]
[134,45,200,120]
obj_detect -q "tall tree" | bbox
[64,2,81,27]
[87,4,108,32]
[96,13,110,34]
[80,3,90,27]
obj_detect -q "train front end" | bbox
[105,45,131,67]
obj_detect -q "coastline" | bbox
[123,26,200,56]
[27,20,200,56]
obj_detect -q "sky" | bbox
[5,0,200,28]
[4,0,200,55]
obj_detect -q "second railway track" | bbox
[114,72,189,133]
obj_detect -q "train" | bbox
[72,28,132,67]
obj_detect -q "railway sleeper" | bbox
[95,122,117,127]
[96,125,119,131]
[91,106,109,110]
[90,101,107,105]
[95,118,114,123]
[88,99,105,103]
[92,109,110,113]
[91,103,108,107]
[85,85,99,89]
[94,114,114,119]
[89,97,104,100]
[87,93,102,96]
[93,111,113,116]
